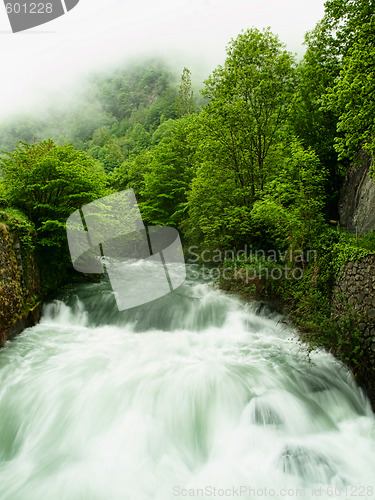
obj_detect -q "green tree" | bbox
[201,27,296,198]
[185,158,253,250]
[291,22,342,217]
[109,149,152,196]
[184,28,296,250]
[175,68,195,117]
[88,129,125,173]
[150,119,176,145]
[301,0,375,160]
[251,139,327,252]
[130,123,151,155]
[140,116,197,227]
[326,16,375,163]
[291,1,375,215]
[1,140,108,292]
[183,111,253,250]
[322,0,374,58]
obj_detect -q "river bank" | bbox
[218,256,375,411]
[1,270,375,498]
[1,207,375,414]
[0,211,42,346]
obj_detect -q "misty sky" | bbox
[0,0,326,120]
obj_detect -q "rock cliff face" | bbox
[0,223,42,346]
[339,151,375,234]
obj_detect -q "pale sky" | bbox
[0,0,326,120]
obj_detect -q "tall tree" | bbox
[175,68,195,118]
[292,0,375,214]
[291,22,342,217]
[201,27,296,199]
[140,116,197,227]
[322,0,375,58]
[184,28,296,249]
[326,13,375,163]
[251,139,327,252]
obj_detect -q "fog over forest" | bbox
[0,0,325,121]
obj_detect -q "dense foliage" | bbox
[1,2,375,379]
[0,141,107,292]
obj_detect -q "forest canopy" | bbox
[0,1,374,295]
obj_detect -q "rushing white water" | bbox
[0,266,375,500]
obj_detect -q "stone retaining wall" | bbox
[332,255,375,348]
[0,223,41,346]
[332,254,375,405]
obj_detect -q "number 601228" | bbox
[5,3,53,14]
